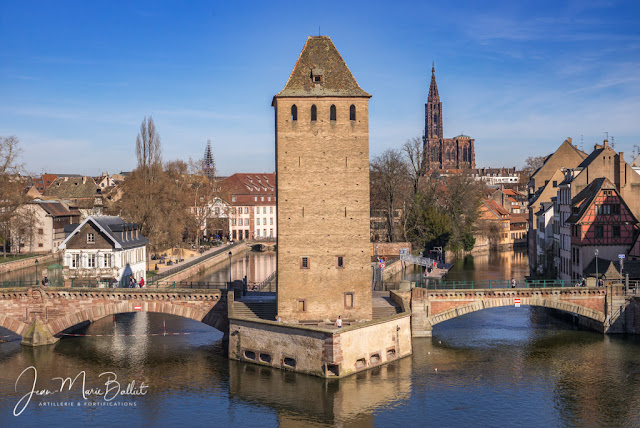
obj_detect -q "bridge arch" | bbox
[50,301,228,337]
[0,315,29,337]
[428,296,606,328]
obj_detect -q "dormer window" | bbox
[311,68,323,83]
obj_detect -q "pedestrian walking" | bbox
[139,277,145,288]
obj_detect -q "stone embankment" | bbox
[0,253,60,275]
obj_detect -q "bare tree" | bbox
[370,149,410,242]
[187,155,225,248]
[402,137,426,196]
[0,136,26,257]
[136,116,162,179]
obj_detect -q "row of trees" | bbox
[370,137,485,254]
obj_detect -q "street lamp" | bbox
[595,249,599,285]
[228,251,232,285]
[35,259,39,285]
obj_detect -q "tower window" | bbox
[337,256,344,268]
[291,104,297,121]
[330,105,336,121]
[350,104,356,121]
[311,105,317,122]
[300,257,310,269]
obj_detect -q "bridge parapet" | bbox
[410,286,609,337]
[0,287,229,346]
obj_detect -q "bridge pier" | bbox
[21,318,59,347]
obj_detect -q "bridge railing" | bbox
[407,278,582,290]
[152,281,228,290]
[0,280,41,288]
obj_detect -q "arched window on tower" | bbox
[311,105,317,122]
[350,104,356,121]
[330,105,336,121]
[291,105,297,121]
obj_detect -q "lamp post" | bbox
[595,249,599,285]
[35,259,39,285]
[228,251,232,285]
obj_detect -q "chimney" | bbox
[603,139,609,148]
[82,176,86,184]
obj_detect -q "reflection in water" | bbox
[2,250,640,426]
[392,248,529,283]
[186,250,276,283]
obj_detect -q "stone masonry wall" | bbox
[0,288,227,342]
[228,313,411,378]
[275,97,372,322]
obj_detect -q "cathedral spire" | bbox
[428,63,440,102]
[203,140,215,179]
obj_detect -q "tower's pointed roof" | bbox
[275,36,371,98]
[428,63,440,102]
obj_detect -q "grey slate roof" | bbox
[275,36,371,98]
[63,215,149,250]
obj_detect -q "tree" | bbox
[117,117,171,260]
[441,173,484,251]
[402,137,426,196]
[370,149,410,242]
[522,155,546,180]
[0,136,26,257]
[187,154,226,248]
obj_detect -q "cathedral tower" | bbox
[272,36,372,322]
[425,64,443,139]
[423,65,476,170]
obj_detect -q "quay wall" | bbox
[159,243,250,283]
[0,253,59,275]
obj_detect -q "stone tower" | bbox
[425,63,443,140]
[272,36,373,322]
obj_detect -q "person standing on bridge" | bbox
[139,277,145,288]
[511,278,516,288]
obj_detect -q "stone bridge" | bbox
[0,287,228,346]
[409,286,615,336]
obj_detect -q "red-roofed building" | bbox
[565,177,638,280]
[222,173,276,241]
[475,199,512,249]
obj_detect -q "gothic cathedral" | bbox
[423,65,475,170]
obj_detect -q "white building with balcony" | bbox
[59,216,148,286]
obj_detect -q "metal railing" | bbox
[248,271,277,292]
[152,281,228,290]
[376,279,585,290]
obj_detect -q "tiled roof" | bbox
[566,177,613,224]
[44,176,98,198]
[31,199,81,217]
[275,36,370,98]
[223,173,276,206]
[483,199,509,218]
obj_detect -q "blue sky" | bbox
[1,0,639,176]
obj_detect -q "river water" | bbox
[2,249,640,427]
